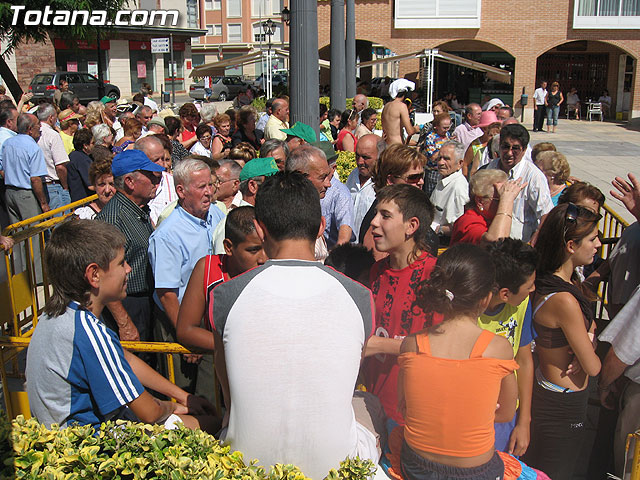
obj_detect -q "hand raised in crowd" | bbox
[611,172,640,222]
[498,178,527,203]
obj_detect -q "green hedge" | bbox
[336,151,357,184]
[0,414,376,480]
[320,97,383,130]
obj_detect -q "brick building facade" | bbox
[317,0,639,123]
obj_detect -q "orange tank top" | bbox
[399,330,518,457]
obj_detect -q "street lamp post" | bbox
[262,18,275,99]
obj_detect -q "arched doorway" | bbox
[435,40,514,107]
[536,40,636,119]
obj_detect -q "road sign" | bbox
[151,38,170,54]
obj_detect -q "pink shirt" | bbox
[453,122,483,152]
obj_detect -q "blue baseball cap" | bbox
[111,149,165,177]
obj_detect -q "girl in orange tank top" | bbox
[398,244,519,480]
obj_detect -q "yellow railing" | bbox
[1,196,98,340]
[596,202,630,322]
[0,336,217,420]
[629,431,640,480]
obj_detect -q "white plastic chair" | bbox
[588,102,604,121]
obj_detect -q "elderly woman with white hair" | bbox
[450,169,526,245]
[92,123,114,149]
[200,103,219,136]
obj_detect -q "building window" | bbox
[394,0,480,28]
[252,22,282,43]
[205,0,221,9]
[186,0,198,27]
[206,24,222,36]
[228,24,242,42]
[574,0,640,27]
[228,0,242,17]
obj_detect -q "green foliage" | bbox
[0,414,377,480]
[252,96,267,112]
[0,1,126,54]
[336,151,356,183]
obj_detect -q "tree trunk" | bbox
[0,55,23,103]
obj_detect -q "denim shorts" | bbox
[401,441,504,480]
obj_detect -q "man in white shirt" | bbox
[486,124,553,242]
[263,98,289,141]
[346,134,385,241]
[453,103,483,151]
[136,106,153,136]
[141,83,159,113]
[533,81,547,132]
[36,103,70,210]
[212,171,381,478]
[430,141,469,237]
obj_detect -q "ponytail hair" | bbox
[415,243,495,318]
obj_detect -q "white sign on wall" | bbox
[151,38,170,54]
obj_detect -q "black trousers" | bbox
[534,106,546,131]
[523,381,589,479]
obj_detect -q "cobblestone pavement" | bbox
[529,118,640,225]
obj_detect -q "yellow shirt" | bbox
[59,131,74,155]
[263,115,288,141]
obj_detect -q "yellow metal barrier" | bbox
[0,336,218,420]
[628,431,640,480]
[1,196,98,340]
[596,202,630,322]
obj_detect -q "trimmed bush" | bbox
[319,97,384,131]
[336,151,357,183]
[0,414,377,480]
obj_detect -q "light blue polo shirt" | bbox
[148,203,225,309]
[1,134,48,188]
[0,126,17,167]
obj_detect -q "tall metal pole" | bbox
[170,33,176,105]
[290,0,319,136]
[267,34,273,99]
[345,0,356,99]
[330,0,346,110]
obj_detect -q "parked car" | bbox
[29,72,120,104]
[253,73,288,90]
[189,75,248,101]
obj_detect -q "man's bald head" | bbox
[134,135,165,166]
[355,134,385,180]
[353,94,368,112]
[272,98,289,122]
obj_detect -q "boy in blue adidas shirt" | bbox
[26,218,216,431]
[478,238,537,457]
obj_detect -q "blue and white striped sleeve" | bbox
[74,311,144,416]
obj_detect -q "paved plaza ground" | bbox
[529,118,640,225]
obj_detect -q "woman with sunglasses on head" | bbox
[336,109,358,152]
[523,203,602,479]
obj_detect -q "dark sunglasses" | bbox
[395,172,424,184]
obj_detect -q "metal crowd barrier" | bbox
[596,202,630,321]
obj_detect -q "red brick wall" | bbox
[15,39,56,91]
[317,0,640,118]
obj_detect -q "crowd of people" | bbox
[1,77,639,480]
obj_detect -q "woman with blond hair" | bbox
[534,150,570,205]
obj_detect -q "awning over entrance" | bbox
[357,49,512,84]
[190,49,331,77]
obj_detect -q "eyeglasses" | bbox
[200,135,212,141]
[565,202,579,224]
[394,172,424,184]
[218,177,239,184]
[136,170,161,185]
[500,143,523,153]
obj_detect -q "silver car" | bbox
[189,75,248,102]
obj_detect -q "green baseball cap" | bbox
[100,96,117,104]
[240,157,279,182]
[281,122,317,144]
[311,141,338,163]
